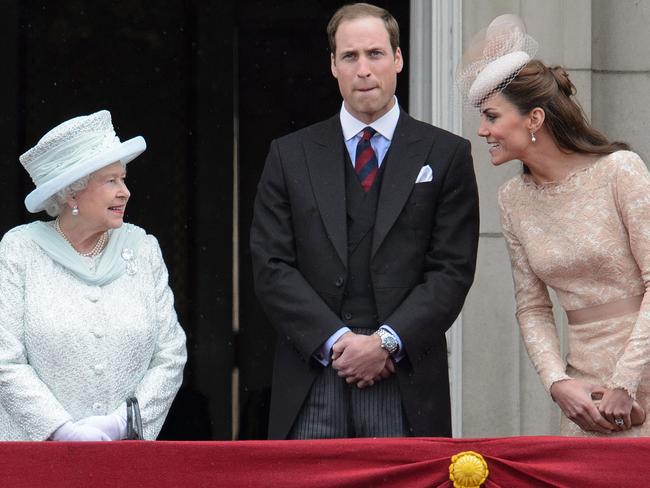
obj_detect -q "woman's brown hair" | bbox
[502,60,629,155]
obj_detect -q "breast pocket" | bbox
[404,182,437,232]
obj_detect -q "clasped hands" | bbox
[51,413,127,441]
[331,331,394,389]
[550,379,644,433]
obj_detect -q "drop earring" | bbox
[530,132,537,143]
[71,205,79,216]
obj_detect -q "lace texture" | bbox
[20,110,115,170]
[499,151,650,437]
[0,224,186,440]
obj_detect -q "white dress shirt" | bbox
[317,97,405,365]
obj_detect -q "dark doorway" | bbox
[3,0,409,440]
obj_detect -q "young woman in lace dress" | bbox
[460,15,650,436]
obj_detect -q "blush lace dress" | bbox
[498,150,650,437]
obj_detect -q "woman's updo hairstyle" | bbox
[502,59,628,155]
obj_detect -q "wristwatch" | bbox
[375,328,399,355]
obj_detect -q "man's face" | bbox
[331,16,403,124]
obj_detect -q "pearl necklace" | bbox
[55,217,108,257]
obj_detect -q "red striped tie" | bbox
[354,127,378,192]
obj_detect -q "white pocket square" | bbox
[415,165,433,183]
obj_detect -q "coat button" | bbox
[335,276,345,287]
[343,312,352,320]
[94,364,104,376]
[86,287,101,302]
[92,402,103,413]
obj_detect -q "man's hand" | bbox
[355,357,396,389]
[331,332,389,387]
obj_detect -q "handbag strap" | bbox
[126,397,144,440]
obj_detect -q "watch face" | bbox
[380,332,398,353]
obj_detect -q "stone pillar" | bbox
[592,0,650,160]
[410,0,464,437]
[461,0,592,437]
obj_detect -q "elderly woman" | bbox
[458,15,649,437]
[0,110,186,441]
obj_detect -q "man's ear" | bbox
[394,47,404,73]
[331,52,338,79]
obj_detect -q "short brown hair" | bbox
[503,60,629,156]
[327,3,400,55]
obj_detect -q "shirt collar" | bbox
[340,96,400,142]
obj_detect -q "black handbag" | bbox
[126,397,143,440]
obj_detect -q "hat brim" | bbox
[24,136,146,213]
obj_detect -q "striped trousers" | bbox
[288,329,410,439]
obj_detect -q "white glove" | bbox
[51,421,111,441]
[75,414,127,441]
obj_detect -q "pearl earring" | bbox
[71,205,79,216]
[531,132,537,143]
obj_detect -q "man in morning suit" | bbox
[250,2,479,439]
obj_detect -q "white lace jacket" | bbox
[0,224,186,440]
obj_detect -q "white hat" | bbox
[456,14,538,107]
[20,110,146,213]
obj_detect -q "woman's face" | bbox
[477,92,532,165]
[72,162,130,231]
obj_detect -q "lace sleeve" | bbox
[607,152,650,398]
[498,188,571,392]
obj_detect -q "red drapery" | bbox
[2,436,648,487]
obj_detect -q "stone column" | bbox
[461,0,592,437]
[410,0,464,437]
[592,0,650,160]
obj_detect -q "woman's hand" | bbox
[596,388,634,430]
[50,421,111,441]
[550,379,615,433]
[76,414,127,440]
